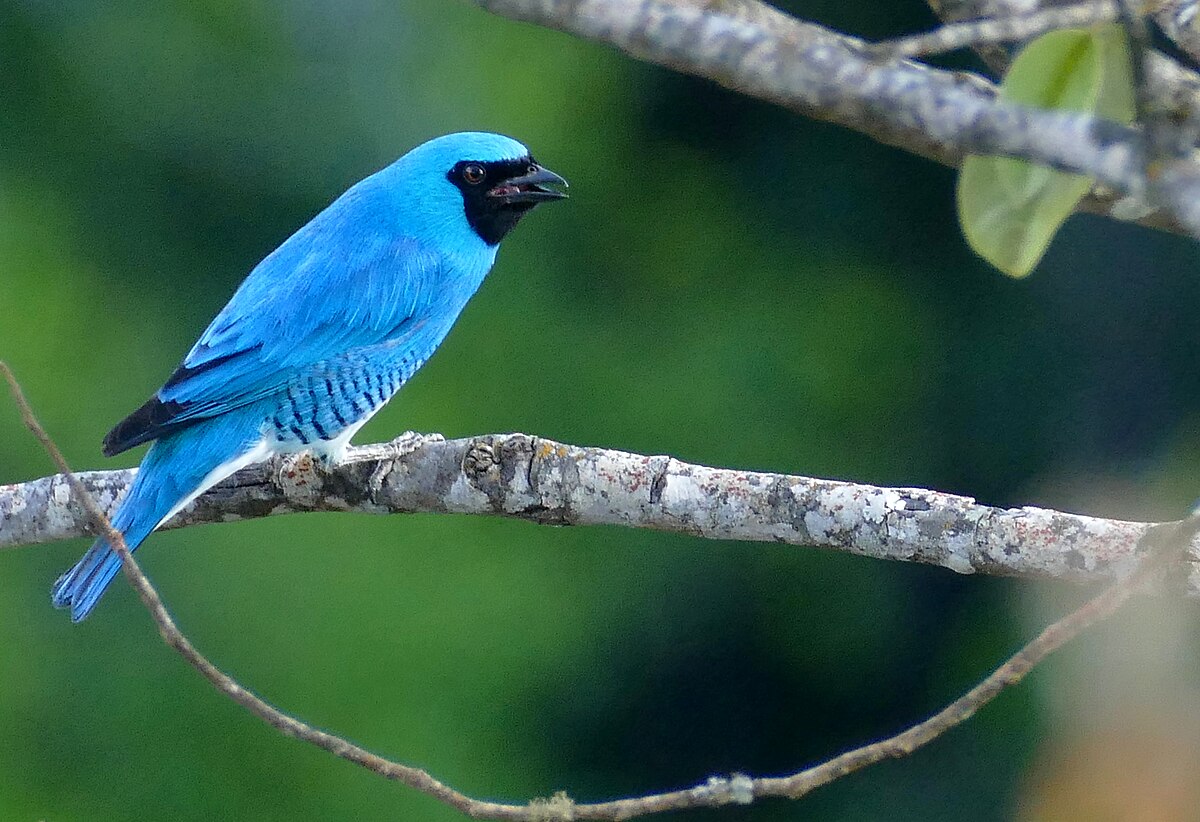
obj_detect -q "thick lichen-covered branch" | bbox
[4,433,1196,593]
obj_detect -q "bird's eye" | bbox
[462,164,486,185]
[526,164,538,176]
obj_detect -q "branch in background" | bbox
[5,361,1195,821]
[920,0,1200,233]
[1152,0,1200,65]
[898,0,1200,124]
[6,432,1199,594]
[923,0,1015,75]
[474,0,1200,236]
[911,2,1200,168]
[890,1,1121,58]
[918,0,1200,73]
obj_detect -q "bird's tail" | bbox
[52,408,268,621]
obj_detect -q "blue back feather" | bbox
[161,132,529,420]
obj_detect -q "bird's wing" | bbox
[103,226,446,456]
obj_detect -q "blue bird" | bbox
[53,132,567,621]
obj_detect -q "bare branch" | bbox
[5,359,1194,821]
[475,0,1112,173]
[922,0,1015,75]
[473,0,1200,238]
[5,430,1199,592]
[886,2,1119,58]
[910,0,1200,231]
[915,1,1200,73]
[1152,0,1200,65]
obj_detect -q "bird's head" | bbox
[392,132,567,247]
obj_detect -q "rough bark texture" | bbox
[4,433,1195,593]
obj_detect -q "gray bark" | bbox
[3,433,1194,593]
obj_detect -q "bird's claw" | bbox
[367,431,443,495]
[277,452,323,508]
[278,451,315,479]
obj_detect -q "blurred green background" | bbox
[5,2,1200,820]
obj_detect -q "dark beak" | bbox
[488,165,569,205]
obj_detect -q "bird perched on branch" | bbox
[53,132,567,621]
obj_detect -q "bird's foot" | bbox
[277,451,323,508]
[279,451,316,477]
[367,431,444,495]
[312,449,338,471]
[388,430,443,458]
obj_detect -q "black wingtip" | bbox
[102,395,187,456]
[102,417,138,457]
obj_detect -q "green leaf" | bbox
[957,26,1134,278]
